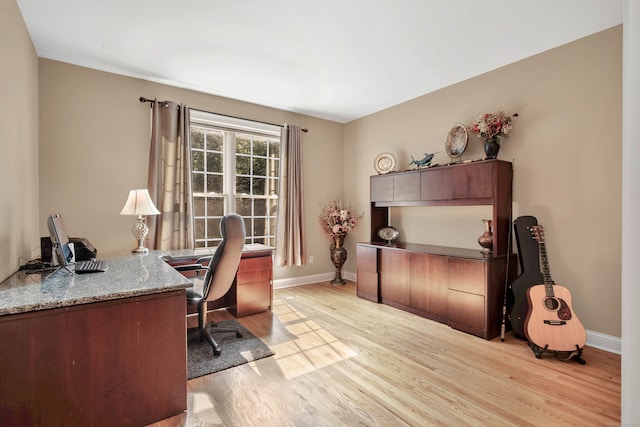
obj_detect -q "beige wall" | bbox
[0,0,40,281]
[37,59,344,281]
[4,4,622,338]
[344,27,622,337]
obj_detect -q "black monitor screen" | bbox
[47,213,73,267]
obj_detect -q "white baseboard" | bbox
[273,270,356,289]
[586,330,621,354]
[273,271,622,355]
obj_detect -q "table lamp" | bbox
[120,189,160,255]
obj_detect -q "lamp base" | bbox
[131,216,150,256]
[132,247,150,255]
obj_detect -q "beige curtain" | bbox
[275,124,306,266]
[146,100,194,251]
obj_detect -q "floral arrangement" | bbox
[470,108,518,142]
[319,200,362,237]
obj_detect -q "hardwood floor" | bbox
[148,281,620,427]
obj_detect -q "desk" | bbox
[0,253,191,427]
[162,244,274,317]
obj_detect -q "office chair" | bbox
[176,214,246,356]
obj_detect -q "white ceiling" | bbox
[17,0,622,123]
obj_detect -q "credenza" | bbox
[358,159,516,340]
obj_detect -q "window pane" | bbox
[207,218,221,239]
[252,177,266,195]
[236,137,251,154]
[268,159,279,178]
[191,128,204,149]
[194,218,205,238]
[254,139,267,157]
[236,155,250,174]
[254,199,266,216]
[269,141,280,158]
[206,197,224,216]
[206,174,223,194]
[269,199,278,216]
[194,196,205,216]
[237,198,252,216]
[253,218,266,237]
[192,172,204,193]
[206,152,222,173]
[242,218,251,237]
[206,130,223,151]
[192,151,204,172]
[236,176,251,194]
[267,178,278,196]
[253,157,266,177]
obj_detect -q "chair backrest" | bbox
[201,214,246,302]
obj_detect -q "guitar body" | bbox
[510,216,544,337]
[525,284,587,352]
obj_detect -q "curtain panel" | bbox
[275,124,306,266]
[147,100,194,251]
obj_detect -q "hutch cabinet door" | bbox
[410,253,448,322]
[379,248,411,307]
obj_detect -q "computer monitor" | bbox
[47,213,74,271]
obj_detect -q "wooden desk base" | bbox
[0,290,187,427]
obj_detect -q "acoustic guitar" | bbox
[524,225,587,353]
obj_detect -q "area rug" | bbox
[187,319,275,380]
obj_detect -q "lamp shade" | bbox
[119,189,160,216]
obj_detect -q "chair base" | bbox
[191,322,243,356]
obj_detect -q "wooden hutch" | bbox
[357,159,516,340]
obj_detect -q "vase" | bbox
[477,219,493,255]
[483,139,500,159]
[330,233,347,285]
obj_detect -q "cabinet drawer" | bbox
[235,281,272,317]
[238,255,272,271]
[237,268,271,285]
[447,258,486,295]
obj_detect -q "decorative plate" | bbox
[377,226,400,243]
[374,152,396,174]
[445,124,468,158]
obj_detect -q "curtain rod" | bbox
[139,96,308,133]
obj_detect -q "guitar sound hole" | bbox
[544,297,560,311]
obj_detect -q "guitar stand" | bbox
[528,342,586,365]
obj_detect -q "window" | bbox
[190,111,280,248]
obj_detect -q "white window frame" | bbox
[190,110,281,248]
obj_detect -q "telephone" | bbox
[41,236,98,262]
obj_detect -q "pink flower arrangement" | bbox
[319,200,362,237]
[470,108,518,142]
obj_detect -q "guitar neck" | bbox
[538,241,556,296]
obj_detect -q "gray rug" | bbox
[187,319,275,380]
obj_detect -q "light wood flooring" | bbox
[149,281,620,427]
